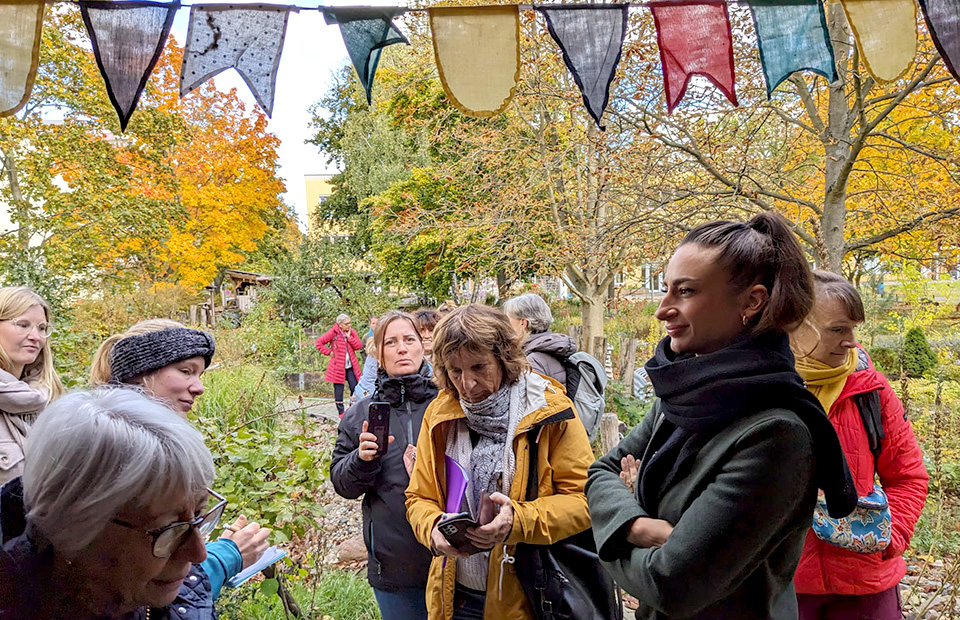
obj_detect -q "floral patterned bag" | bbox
[811,482,891,554]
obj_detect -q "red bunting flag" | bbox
[650,0,738,113]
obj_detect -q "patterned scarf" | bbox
[460,382,512,510]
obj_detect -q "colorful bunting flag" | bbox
[323,7,408,105]
[80,0,177,132]
[536,5,627,129]
[748,0,836,97]
[0,1,44,117]
[181,4,294,117]
[649,1,738,113]
[918,0,960,83]
[430,6,520,117]
[840,0,917,83]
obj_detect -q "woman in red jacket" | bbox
[316,314,364,417]
[792,271,928,620]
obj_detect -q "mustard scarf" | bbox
[795,348,858,416]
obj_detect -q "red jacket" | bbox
[315,326,363,384]
[794,348,928,595]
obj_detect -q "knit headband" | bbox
[109,327,215,384]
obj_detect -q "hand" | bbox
[465,492,513,549]
[358,420,394,462]
[430,518,470,559]
[625,517,673,549]
[403,444,417,476]
[620,454,640,494]
[220,515,272,569]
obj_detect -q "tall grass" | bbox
[216,570,380,620]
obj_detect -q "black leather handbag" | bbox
[514,433,622,620]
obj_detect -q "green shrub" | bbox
[217,569,379,620]
[868,346,899,375]
[904,327,938,378]
[191,367,327,543]
[606,381,654,429]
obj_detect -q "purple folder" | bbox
[444,456,469,514]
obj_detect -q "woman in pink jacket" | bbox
[316,314,363,417]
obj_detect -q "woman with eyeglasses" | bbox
[0,287,63,487]
[88,320,270,601]
[0,389,222,619]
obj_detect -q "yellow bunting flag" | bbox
[430,5,520,117]
[0,0,45,117]
[840,0,917,82]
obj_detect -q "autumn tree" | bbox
[0,6,295,295]
[609,5,960,274]
[312,12,683,350]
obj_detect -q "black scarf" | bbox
[639,331,857,518]
[375,362,436,406]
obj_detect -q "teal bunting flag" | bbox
[323,7,408,105]
[748,0,837,97]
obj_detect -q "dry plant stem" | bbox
[913,556,960,620]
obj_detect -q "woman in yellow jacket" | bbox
[405,304,595,620]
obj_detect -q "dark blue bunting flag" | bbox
[919,0,960,84]
[80,0,177,131]
[536,4,627,129]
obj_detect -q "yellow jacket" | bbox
[405,372,594,620]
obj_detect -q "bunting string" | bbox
[2,0,957,130]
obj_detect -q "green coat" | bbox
[587,400,818,620]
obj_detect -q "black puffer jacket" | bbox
[524,331,577,385]
[330,363,437,591]
[0,478,216,620]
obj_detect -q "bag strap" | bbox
[525,430,540,501]
[854,389,884,462]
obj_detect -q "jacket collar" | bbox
[426,371,573,435]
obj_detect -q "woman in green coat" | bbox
[587,213,857,620]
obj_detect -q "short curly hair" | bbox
[431,304,529,398]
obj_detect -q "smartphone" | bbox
[367,402,390,457]
[437,513,486,555]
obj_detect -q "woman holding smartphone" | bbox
[331,311,438,620]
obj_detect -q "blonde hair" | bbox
[89,319,184,386]
[365,337,378,361]
[0,287,63,402]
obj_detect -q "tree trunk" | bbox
[496,269,509,303]
[822,3,855,273]
[581,292,605,357]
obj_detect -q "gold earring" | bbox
[742,314,749,326]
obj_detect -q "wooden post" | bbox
[592,336,606,362]
[189,305,198,326]
[568,325,583,351]
[600,412,620,454]
[620,338,637,394]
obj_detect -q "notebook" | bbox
[225,546,287,588]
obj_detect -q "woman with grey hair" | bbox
[316,314,364,417]
[0,389,221,619]
[503,293,577,385]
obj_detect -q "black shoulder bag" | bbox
[514,432,622,620]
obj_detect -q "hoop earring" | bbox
[741,314,749,326]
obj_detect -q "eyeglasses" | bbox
[112,489,227,558]
[2,319,53,338]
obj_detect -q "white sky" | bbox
[170,3,380,230]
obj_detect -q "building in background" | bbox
[304,173,341,239]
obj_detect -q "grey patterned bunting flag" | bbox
[536,4,627,129]
[180,4,294,117]
[80,0,177,132]
[323,7,408,105]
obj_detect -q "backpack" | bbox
[560,352,607,443]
